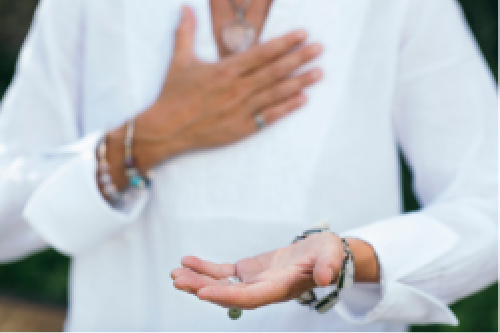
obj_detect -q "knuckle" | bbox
[270,63,286,78]
[301,46,315,61]
[231,82,249,100]
[275,85,289,98]
[218,65,238,80]
[271,40,285,54]
[293,52,306,67]
[299,73,311,85]
[288,80,302,93]
[212,67,235,87]
[261,40,281,59]
[247,95,262,111]
[295,81,305,92]
[259,90,274,105]
[175,26,184,39]
[262,112,274,124]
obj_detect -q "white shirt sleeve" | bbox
[0,0,148,260]
[335,0,498,325]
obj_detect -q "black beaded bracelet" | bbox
[292,227,355,313]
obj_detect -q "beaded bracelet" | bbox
[97,136,125,207]
[124,120,151,189]
[292,227,355,313]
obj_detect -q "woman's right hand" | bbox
[106,6,323,187]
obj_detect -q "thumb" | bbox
[312,236,343,287]
[173,6,196,63]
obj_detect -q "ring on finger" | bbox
[254,113,266,131]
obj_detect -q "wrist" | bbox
[344,238,380,283]
[104,126,128,190]
[133,103,191,168]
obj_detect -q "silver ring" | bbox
[227,276,241,284]
[227,276,242,320]
[254,114,265,130]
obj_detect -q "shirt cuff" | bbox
[23,131,149,256]
[335,213,460,325]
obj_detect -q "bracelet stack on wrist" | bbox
[97,136,126,207]
[292,226,355,314]
[124,120,151,189]
[97,119,152,207]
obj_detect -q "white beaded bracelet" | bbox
[97,136,125,207]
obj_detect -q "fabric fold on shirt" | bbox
[23,131,149,256]
[337,214,460,325]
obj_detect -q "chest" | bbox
[81,0,387,132]
[80,0,403,225]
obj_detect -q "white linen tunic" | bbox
[0,0,497,331]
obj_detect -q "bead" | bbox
[99,173,112,184]
[129,175,143,188]
[98,161,109,171]
[228,308,241,320]
[103,183,117,195]
[125,168,137,177]
[124,157,134,167]
[110,191,122,203]
[98,142,107,156]
[296,290,316,305]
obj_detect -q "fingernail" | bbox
[181,6,187,20]
[310,44,323,55]
[297,94,307,104]
[197,288,208,298]
[294,30,307,40]
[310,69,322,80]
[329,268,336,284]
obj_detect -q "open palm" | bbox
[170,232,343,310]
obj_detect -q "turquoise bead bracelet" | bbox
[124,120,151,189]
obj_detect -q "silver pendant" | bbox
[221,18,255,54]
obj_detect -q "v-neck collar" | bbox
[193,0,300,62]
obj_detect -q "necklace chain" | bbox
[228,0,252,19]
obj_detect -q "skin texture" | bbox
[170,235,380,310]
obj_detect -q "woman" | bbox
[0,0,497,331]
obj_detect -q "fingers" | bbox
[245,43,323,95]
[171,267,220,294]
[256,93,307,127]
[227,30,308,75]
[173,6,196,64]
[249,68,322,112]
[181,256,236,279]
[197,280,285,310]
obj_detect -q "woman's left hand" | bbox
[170,232,348,310]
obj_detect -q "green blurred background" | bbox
[0,0,497,331]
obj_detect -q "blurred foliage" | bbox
[0,250,69,305]
[0,0,497,331]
